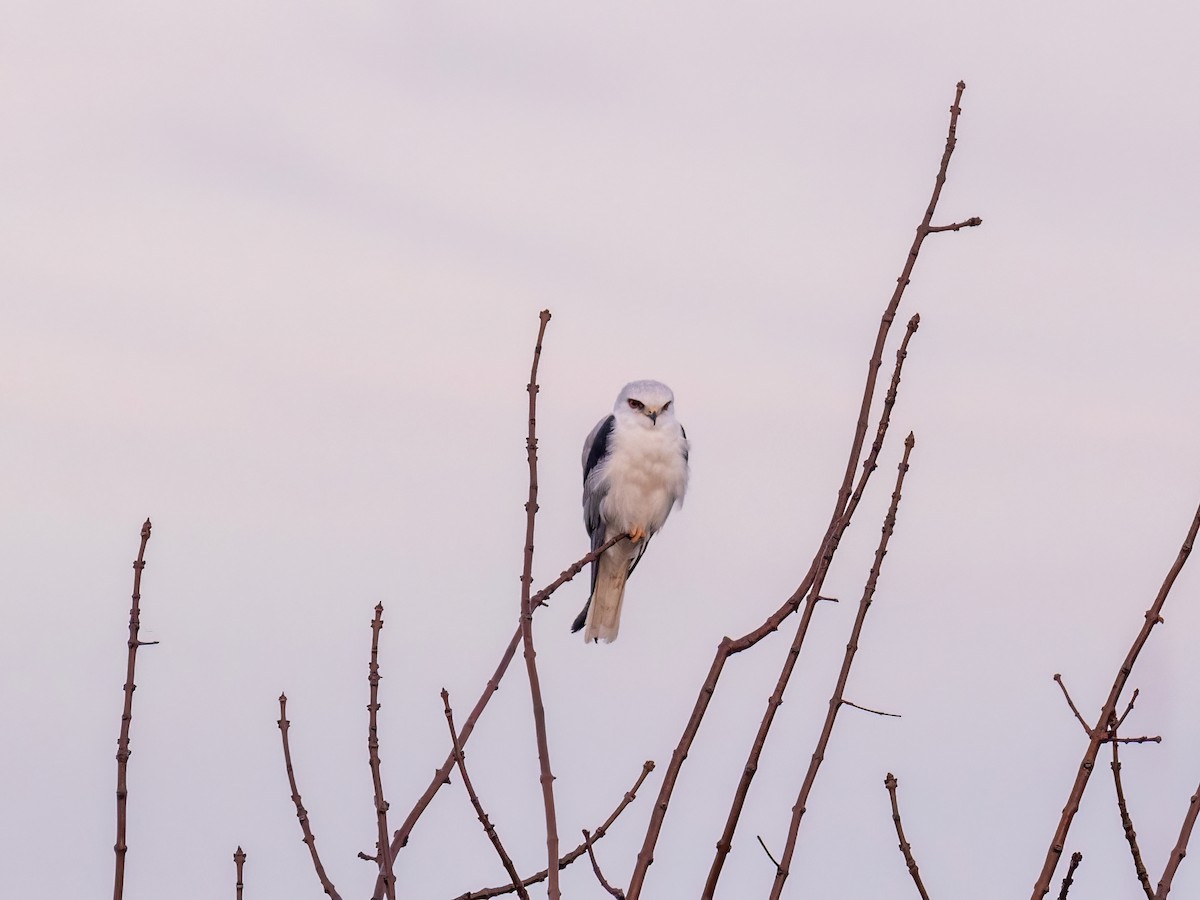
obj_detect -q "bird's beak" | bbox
[647,410,658,425]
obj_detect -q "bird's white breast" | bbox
[599,421,688,536]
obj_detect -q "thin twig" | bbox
[451,761,655,900]
[926,217,982,233]
[756,835,782,871]
[1030,498,1200,898]
[276,694,342,900]
[374,536,625,899]
[113,518,152,900]
[768,434,916,898]
[367,604,396,900]
[234,847,246,900]
[1116,688,1141,730]
[1056,852,1083,900]
[884,773,931,900]
[1108,735,1163,745]
[1155,780,1200,898]
[582,830,625,899]
[1053,674,1093,736]
[517,309,561,899]
[1110,738,1154,899]
[842,699,901,718]
[442,690,530,900]
[649,80,979,900]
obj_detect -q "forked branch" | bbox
[582,830,625,899]
[375,535,626,898]
[451,761,655,900]
[1030,498,1200,898]
[442,689,529,900]
[632,80,979,900]
[768,434,916,898]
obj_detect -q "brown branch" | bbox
[582,830,625,899]
[926,216,982,233]
[367,604,396,900]
[1116,687,1141,730]
[451,760,655,900]
[1108,735,1162,745]
[843,699,901,718]
[769,434,916,898]
[1056,852,1083,900]
[1110,739,1154,899]
[442,690,530,900]
[701,311,921,897]
[1030,497,1200,898]
[517,309,561,899]
[276,694,342,900]
[113,518,152,900]
[1155,780,1200,898]
[374,536,625,899]
[1053,674,1093,736]
[643,79,979,900]
[234,847,246,900]
[884,773,931,900]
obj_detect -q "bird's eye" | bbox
[662,401,671,412]
[627,398,644,410]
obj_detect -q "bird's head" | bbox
[614,380,677,428]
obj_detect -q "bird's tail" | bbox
[579,540,637,643]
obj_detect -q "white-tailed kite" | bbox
[571,380,689,643]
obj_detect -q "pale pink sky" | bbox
[3,3,1200,898]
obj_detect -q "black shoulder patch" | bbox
[584,415,615,483]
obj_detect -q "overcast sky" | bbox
[4,3,1200,899]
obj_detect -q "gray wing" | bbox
[573,415,615,633]
[582,415,616,563]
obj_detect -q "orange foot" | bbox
[628,526,648,544]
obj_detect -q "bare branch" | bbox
[926,216,982,233]
[375,536,625,898]
[1030,497,1200,898]
[769,434,917,898]
[517,309,561,899]
[884,773,931,900]
[367,604,396,900]
[1056,852,1083,900]
[1155,781,1200,898]
[701,312,922,897]
[442,690,530,900]
[582,830,625,899]
[234,847,246,900]
[1053,674,1093,736]
[451,761,655,900]
[113,518,152,900]
[1110,740,1154,899]
[756,835,782,872]
[639,79,980,900]
[1116,687,1141,731]
[276,694,342,900]
[842,699,902,718]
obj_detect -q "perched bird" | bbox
[572,380,689,643]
